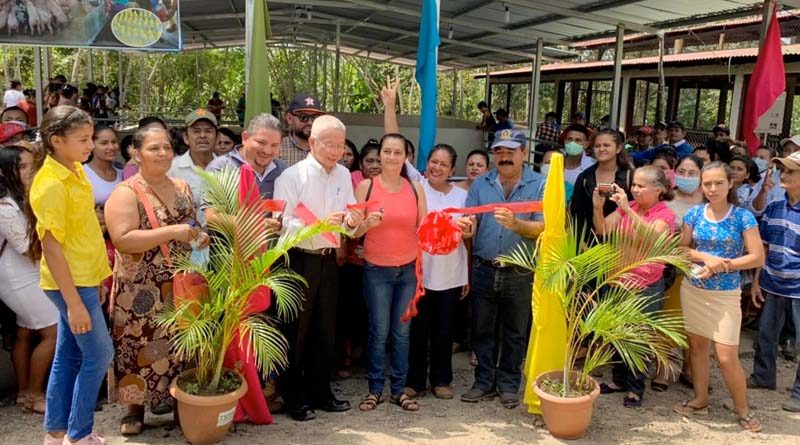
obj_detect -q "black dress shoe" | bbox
[313,398,352,412]
[289,405,316,421]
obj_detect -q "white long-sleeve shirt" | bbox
[274,153,356,250]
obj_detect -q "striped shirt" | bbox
[759,193,800,298]
[279,135,311,167]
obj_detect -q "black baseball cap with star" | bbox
[286,94,325,115]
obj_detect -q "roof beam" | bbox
[339,0,572,45]
[502,0,658,34]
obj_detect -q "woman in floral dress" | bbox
[105,127,205,435]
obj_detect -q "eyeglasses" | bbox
[292,113,317,123]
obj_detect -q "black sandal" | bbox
[651,381,669,392]
[120,412,145,436]
[600,383,626,394]
[358,393,382,412]
[623,395,643,408]
[391,393,419,411]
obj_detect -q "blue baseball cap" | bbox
[491,129,527,150]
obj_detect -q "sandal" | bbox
[623,395,642,408]
[600,383,626,394]
[120,412,145,436]
[470,352,478,367]
[650,381,669,392]
[24,394,46,414]
[391,393,419,412]
[358,393,383,412]
[672,400,709,416]
[737,411,763,433]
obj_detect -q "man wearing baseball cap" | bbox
[780,135,800,157]
[749,149,800,413]
[457,129,545,409]
[0,121,26,146]
[167,108,218,226]
[280,94,326,167]
[634,126,654,152]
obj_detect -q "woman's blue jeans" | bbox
[44,287,114,441]
[363,261,416,396]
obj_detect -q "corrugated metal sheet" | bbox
[477,44,800,78]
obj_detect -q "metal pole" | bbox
[528,38,543,156]
[759,1,775,47]
[313,43,319,98]
[484,63,490,104]
[451,69,458,116]
[87,49,93,82]
[333,22,341,113]
[33,48,43,126]
[118,51,125,110]
[42,48,51,80]
[609,25,624,130]
[656,32,665,123]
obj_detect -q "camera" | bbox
[597,183,615,198]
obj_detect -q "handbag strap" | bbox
[132,181,174,268]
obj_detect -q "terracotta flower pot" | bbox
[169,369,248,445]
[533,370,600,440]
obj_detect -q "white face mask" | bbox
[540,163,550,177]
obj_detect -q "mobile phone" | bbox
[597,183,614,198]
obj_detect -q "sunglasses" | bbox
[292,113,317,123]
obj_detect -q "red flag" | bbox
[742,3,786,154]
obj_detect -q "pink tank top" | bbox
[364,176,418,266]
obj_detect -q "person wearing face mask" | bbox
[280,94,326,167]
[562,124,596,186]
[540,149,574,204]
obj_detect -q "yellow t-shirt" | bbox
[30,156,111,290]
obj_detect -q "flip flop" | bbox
[650,381,669,392]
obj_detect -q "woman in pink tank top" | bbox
[353,133,427,412]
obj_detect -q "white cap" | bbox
[779,135,800,148]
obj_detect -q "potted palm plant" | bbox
[159,168,339,445]
[498,222,689,439]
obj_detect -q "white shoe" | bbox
[43,434,64,445]
[65,433,105,445]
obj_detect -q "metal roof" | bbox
[475,43,800,77]
[179,0,780,69]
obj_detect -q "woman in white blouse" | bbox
[405,143,469,400]
[0,144,58,414]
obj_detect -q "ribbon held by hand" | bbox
[293,203,340,247]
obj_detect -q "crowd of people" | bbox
[0,75,799,444]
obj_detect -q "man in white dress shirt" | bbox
[274,115,364,421]
[167,108,218,226]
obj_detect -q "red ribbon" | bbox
[294,203,340,247]
[261,199,286,213]
[346,199,383,212]
[401,200,543,323]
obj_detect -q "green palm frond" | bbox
[162,168,338,392]
[500,216,690,397]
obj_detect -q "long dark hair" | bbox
[0,145,40,261]
[344,139,360,172]
[730,155,762,184]
[590,129,632,170]
[379,133,409,179]
[701,161,738,205]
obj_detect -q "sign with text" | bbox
[0,1,181,51]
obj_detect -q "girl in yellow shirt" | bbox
[30,106,114,445]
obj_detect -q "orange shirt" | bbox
[363,176,418,267]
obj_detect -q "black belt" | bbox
[294,247,336,256]
[474,257,528,271]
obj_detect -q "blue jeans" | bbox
[363,261,416,396]
[751,290,800,390]
[611,278,665,397]
[471,261,533,394]
[44,287,114,441]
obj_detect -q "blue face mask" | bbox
[675,176,700,194]
[754,158,768,173]
[540,164,550,177]
[564,141,584,156]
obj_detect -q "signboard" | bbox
[755,92,786,135]
[0,1,181,51]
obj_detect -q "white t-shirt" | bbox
[564,154,597,186]
[83,164,123,206]
[3,89,24,108]
[421,179,469,291]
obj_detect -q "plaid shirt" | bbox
[279,135,311,167]
[536,121,560,144]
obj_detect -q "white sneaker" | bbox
[66,433,106,445]
[43,434,64,445]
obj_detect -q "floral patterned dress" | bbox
[109,176,195,411]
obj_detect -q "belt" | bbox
[294,247,336,256]
[475,257,527,271]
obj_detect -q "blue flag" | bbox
[415,0,440,172]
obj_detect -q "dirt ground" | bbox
[2,331,800,445]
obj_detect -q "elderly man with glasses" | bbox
[280,94,326,166]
